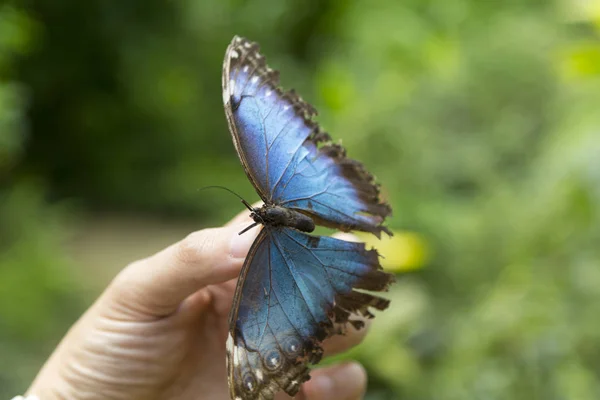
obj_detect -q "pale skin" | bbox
[27,207,369,400]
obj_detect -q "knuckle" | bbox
[175,229,216,266]
[113,259,143,287]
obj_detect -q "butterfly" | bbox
[222,36,395,400]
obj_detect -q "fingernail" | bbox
[230,224,259,258]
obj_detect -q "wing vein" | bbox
[272,232,322,327]
[282,231,362,291]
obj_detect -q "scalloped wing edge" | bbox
[223,36,392,237]
[226,229,395,400]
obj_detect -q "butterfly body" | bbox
[222,36,395,400]
[250,204,315,233]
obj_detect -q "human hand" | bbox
[26,207,369,400]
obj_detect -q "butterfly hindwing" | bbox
[227,227,394,400]
[223,35,395,400]
[222,36,391,237]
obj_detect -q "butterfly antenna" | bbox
[198,185,264,232]
[197,185,255,212]
[238,222,260,235]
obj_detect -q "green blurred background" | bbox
[2,0,600,398]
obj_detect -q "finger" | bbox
[300,362,367,400]
[106,222,260,318]
[177,276,238,322]
[321,318,371,357]
[332,232,360,242]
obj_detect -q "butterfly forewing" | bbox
[222,37,314,203]
[222,36,391,236]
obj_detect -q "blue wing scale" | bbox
[226,227,393,399]
[223,37,391,237]
[222,36,395,400]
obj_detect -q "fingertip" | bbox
[321,318,371,356]
[332,232,361,243]
[229,223,261,259]
[106,223,256,318]
[303,362,367,400]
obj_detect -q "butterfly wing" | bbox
[227,227,394,400]
[222,37,391,237]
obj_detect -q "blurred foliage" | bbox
[1,0,600,398]
[0,4,83,397]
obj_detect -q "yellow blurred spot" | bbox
[564,0,600,32]
[564,0,600,21]
[559,43,600,79]
[357,230,429,272]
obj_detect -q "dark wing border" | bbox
[222,36,324,202]
[223,37,268,201]
[223,36,391,235]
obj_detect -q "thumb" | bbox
[103,221,259,318]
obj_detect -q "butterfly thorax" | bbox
[252,204,315,233]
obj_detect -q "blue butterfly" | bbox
[222,36,394,400]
